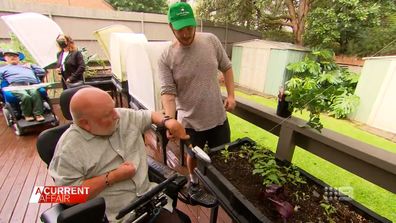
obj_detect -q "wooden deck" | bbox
[0,104,232,223]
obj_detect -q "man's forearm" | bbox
[161,94,176,118]
[82,169,126,199]
[223,68,235,98]
[82,173,108,199]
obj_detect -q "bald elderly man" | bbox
[49,87,189,222]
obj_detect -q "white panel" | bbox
[145,41,171,111]
[238,48,252,88]
[125,41,170,111]
[1,12,63,68]
[110,33,147,82]
[239,47,269,93]
[93,25,133,60]
[369,61,396,133]
[126,42,155,110]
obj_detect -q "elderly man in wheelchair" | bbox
[0,49,47,121]
[1,49,59,135]
[44,87,191,223]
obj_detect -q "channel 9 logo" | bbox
[324,186,354,201]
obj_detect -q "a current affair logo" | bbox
[29,186,90,203]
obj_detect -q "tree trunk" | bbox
[285,0,311,46]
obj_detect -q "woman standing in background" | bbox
[56,34,85,89]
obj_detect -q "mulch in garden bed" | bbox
[211,150,383,223]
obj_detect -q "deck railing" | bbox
[230,96,396,193]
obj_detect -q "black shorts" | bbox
[185,119,230,157]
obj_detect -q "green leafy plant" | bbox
[293,191,310,202]
[80,47,98,78]
[320,201,337,223]
[107,0,168,14]
[220,145,232,163]
[80,47,108,78]
[285,49,360,131]
[284,166,306,186]
[329,93,360,118]
[219,143,307,187]
[238,144,253,159]
[252,156,286,186]
[248,144,306,187]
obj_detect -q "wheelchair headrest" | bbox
[60,85,93,120]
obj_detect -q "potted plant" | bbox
[196,138,391,223]
[276,86,292,118]
[80,47,111,82]
[284,49,360,131]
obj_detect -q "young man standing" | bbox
[159,2,236,206]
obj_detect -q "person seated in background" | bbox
[0,49,46,122]
[55,34,85,89]
[49,87,190,222]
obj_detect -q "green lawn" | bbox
[228,90,396,222]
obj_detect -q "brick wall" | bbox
[17,0,114,10]
[335,55,364,66]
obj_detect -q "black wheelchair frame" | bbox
[1,77,59,135]
[36,85,190,223]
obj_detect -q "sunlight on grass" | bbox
[227,90,396,222]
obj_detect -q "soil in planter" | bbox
[212,152,380,223]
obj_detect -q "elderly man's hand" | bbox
[112,162,136,183]
[165,119,190,141]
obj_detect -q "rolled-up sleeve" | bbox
[158,49,177,96]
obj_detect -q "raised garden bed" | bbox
[84,67,112,82]
[196,137,391,223]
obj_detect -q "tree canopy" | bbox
[105,0,396,56]
[304,0,396,56]
[196,0,312,45]
[195,0,396,56]
[106,0,168,14]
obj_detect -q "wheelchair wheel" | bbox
[13,123,23,136]
[3,107,13,127]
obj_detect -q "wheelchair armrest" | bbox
[40,203,69,223]
[147,156,187,189]
[116,175,177,220]
[40,197,107,223]
[147,156,187,208]
[57,197,106,223]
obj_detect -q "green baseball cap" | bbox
[168,2,197,30]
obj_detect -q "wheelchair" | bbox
[36,85,191,223]
[1,79,59,135]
